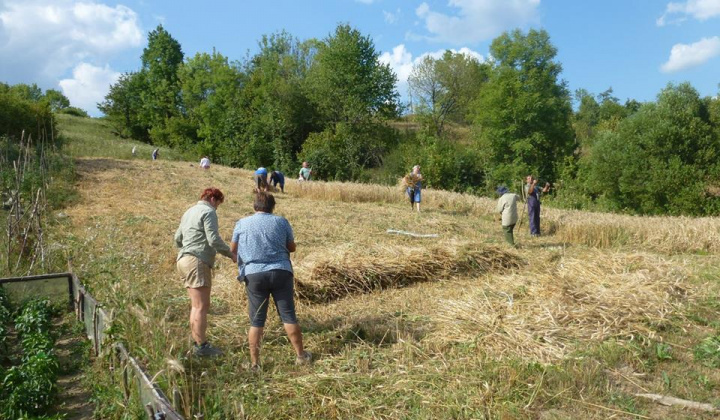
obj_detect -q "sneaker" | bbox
[193,342,223,357]
[295,351,312,365]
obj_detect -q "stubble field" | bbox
[53,115,720,419]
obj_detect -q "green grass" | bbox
[56,114,193,161]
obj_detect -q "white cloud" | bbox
[383,9,401,24]
[0,0,142,85]
[660,36,720,72]
[414,0,540,44]
[379,44,485,97]
[59,63,121,115]
[657,0,720,26]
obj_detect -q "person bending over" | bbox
[270,170,285,193]
[254,167,269,191]
[174,188,236,357]
[230,192,311,370]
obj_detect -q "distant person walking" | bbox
[174,188,236,357]
[496,186,520,246]
[131,146,137,157]
[299,161,312,181]
[524,175,550,237]
[270,170,285,193]
[152,148,159,161]
[403,165,423,212]
[254,167,269,191]
[200,156,211,170]
[230,192,311,370]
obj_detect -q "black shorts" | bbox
[243,269,297,327]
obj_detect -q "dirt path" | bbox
[54,335,94,419]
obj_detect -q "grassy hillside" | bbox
[56,114,191,161]
[54,116,720,418]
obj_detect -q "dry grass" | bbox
[431,251,693,362]
[52,155,720,418]
[292,178,720,254]
[549,212,720,254]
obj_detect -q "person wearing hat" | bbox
[496,186,520,246]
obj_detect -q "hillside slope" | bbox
[52,116,720,419]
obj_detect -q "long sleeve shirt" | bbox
[496,193,520,226]
[174,201,232,266]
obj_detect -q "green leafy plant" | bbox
[694,334,720,368]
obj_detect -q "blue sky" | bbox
[1,0,718,115]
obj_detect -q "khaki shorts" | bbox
[177,255,212,288]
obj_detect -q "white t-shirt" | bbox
[200,157,210,168]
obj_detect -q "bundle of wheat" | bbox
[430,251,694,362]
[294,243,521,303]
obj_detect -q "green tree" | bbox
[302,24,400,179]
[98,72,151,141]
[140,25,184,145]
[8,83,43,102]
[409,51,487,136]
[234,32,318,170]
[473,29,574,187]
[42,89,70,112]
[178,50,245,160]
[573,88,633,150]
[306,24,398,125]
[579,83,718,215]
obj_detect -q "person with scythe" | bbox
[523,175,550,236]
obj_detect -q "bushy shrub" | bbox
[376,133,485,193]
[57,107,89,117]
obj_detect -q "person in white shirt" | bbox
[200,156,210,169]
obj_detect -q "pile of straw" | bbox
[295,243,520,303]
[431,252,693,362]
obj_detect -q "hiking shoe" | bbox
[295,351,312,365]
[193,342,223,357]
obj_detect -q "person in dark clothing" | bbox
[523,175,550,236]
[270,171,285,193]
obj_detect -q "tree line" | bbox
[98,25,720,215]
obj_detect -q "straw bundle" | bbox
[295,243,520,303]
[431,252,693,362]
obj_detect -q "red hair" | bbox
[200,187,224,203]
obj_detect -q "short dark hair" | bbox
[253,192,276,213]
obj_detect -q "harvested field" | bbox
[431,251,693,362]
[49,149,720,419]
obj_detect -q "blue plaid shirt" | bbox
[232,213,294,277]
